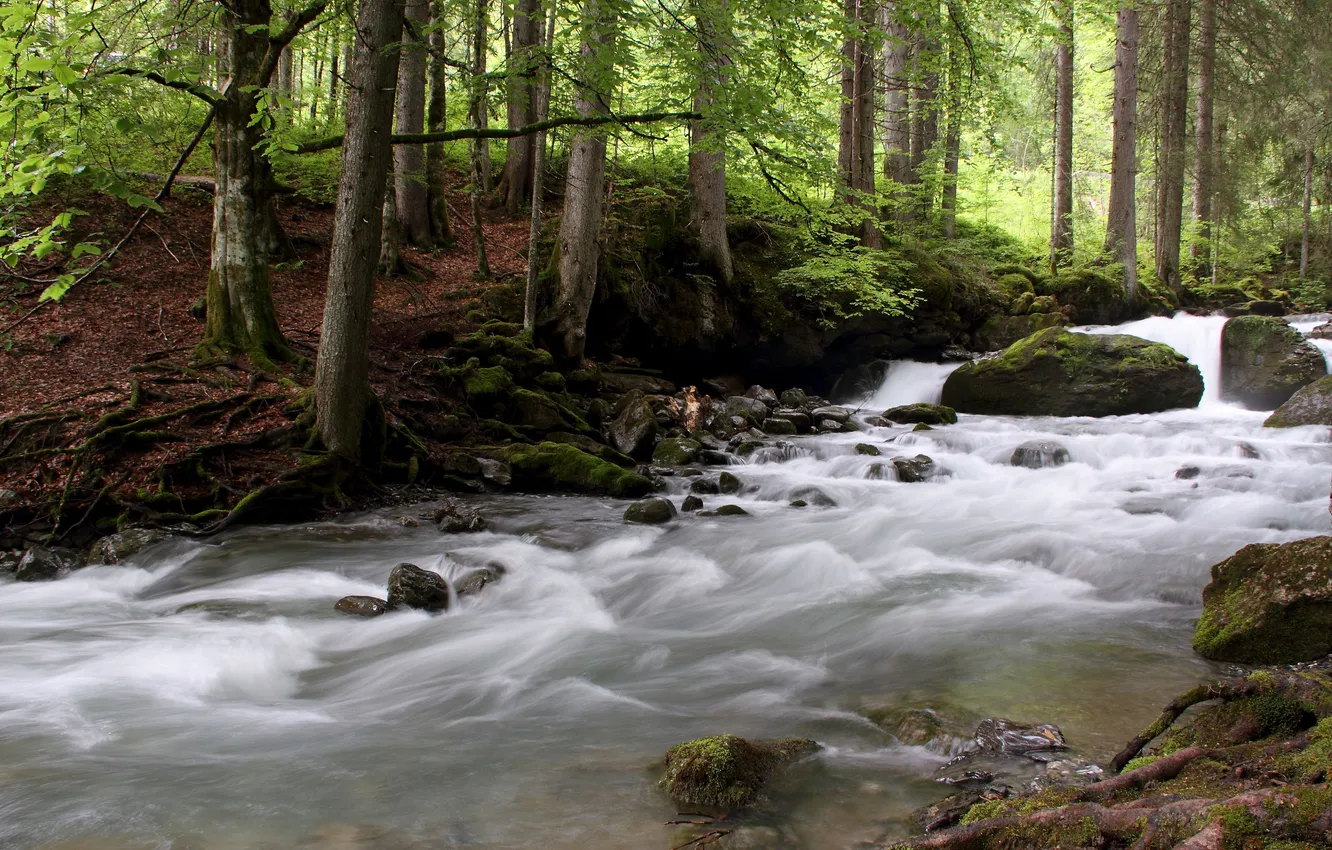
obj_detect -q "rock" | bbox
[714,504,750,516]
[653,437,703,466]
[1010,440,1071,469]
[1236,441,1260,459]
[454,565,505,597]
[789,499,808,508]
[386,563,451,612]
[661,735,820,809]
[1310,321,1332,340]
[1040,268,1128,324]
[941,328,1203,417]
[913,423,933,432]
[855,443,881,456]
[1176,465,1202,479]
[434,500,488,533]
[1246,299,1287,316]
[727,395,769,425]
[499,442,654,497]
[624,497,678,524]
[882,403,958,425]
[87,528,168,565]
[699,449,733,465]
[0,550,20,574]
[14,547,76,582]
[810,405,852,423]
[0,488,17,509]
[745,385,779,408]
[815,418,844,432]
[865,705,971,755]
[1265,375,1332,427]
[970,718,1068,757]
[606,390,659,459]
[891,455,937,483]
[1220,316,1327,409]
[335,596,389,617]
[690,478,720,495]
[973,313,1065,351]
[763,418,797,436]
[1193,536,1332,663]
[773,409,811,431]
[544,432,635,468]
[779,388,808,408]
[601,371,676,395]
[681,495,704,512]
[506,388,584,433]
[791,486,836,507]
[718,471,742,494]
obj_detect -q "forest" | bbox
[3,0,1332,847]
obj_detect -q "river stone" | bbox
[727,396,769,425]
[745,385,779,409]
[1176,465,1202,479]
[882,403,958,425]
[386,563,450,612]
[763,418,798,436]
[607,390,658,459]
[661,734,820,809]
[1220,315,1327,409]
[435,501,488,533]
[810,405,852,423]
[499,442,653,497]
[779,388,809,409]
[624,497,678,524]
[0,550,20,574]
[681,495,704,512]
[1264,375,1332,427]
[855,443,881,456]
[87,528,168,565]
[718,471,742,494]
[15,547,77,582]
[892,455,936,483]
[970,718,1068,757]
[913,423,934,432]
[1010,440,1071,469]
[713,504,750,516]
[699,449,733,465]
[941,327,1203,417]
[455,565,505,597]
[1193,536,1332,663]
[690,478,720,495]
[653,437,702,466]
[335,595,389,617]
[791,486,836,507]
[773,409,811,431]
[1311,321,1332,340]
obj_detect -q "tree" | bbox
[426,1,454,247]
[1191,0,1216,269]
[499,0,542,214]
[468,0,493,277]
[880,2,912,189]
[394,0,432,247]
[839,0,879,244]
[1105,1,1139,302]
[524,3,557,332]
[314,0,408,462]
[908,16,940,218]
[1155,0,1191,294]
[689,0,735,282]
[1050,0,1074,269]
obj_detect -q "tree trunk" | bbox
[1191,0,1215,267]
[314,0,407,463]
[880,2,911,188]
[470,0,492,193]
[689,0,734,282]
[523,2,556,333]
[394,0,432,246]
[838,0,879,245]
[469,136,491,277]
[941,42,961,241]
[543,0,616,363]
[379,181,402,274]
[1302,146,1315,279]
[1155,0,1191,294]
[908,19,940,218]
[278,45,294,117]
[1050,0,1074,269]
[1105,3,1139,302]
[501,0,541,214]
[426,1,453,246]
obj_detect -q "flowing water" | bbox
[4,314,1332,850]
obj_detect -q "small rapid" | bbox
[2,313,1330,850]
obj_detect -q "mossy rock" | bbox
[1220,316,1327,410]
[942,327,1203,417]
[994,273,1035,302]
[1265,375,1332,427]
[653,436,702,466]
[661,734,820,809]
[1037,268,1128,324]
[882,403,957,425]
[497,442,653,497]
[500,388,590,434]
[1193,536,1332,664]
[973,313,1064,351]
[464,365,515,401]
[991,264,1045,287]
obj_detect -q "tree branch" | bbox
[260,0,331,81]
[109,68,222,105]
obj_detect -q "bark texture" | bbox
[1050,0,1074,269]
[908,20,940,218]
[1105,3,1139,302]
[426,1,453,246]
[523,3,556,332]
[1155,0,1191,293]
[838,0,879,244]
[880,2,911,188]
[393,0,432,246]
[1191,0,1216,264]
[688,0,734,283]
[500,0,541,214]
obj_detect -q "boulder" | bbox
[1193,536,1332,663]
[726,396,769,425]
[87,528,168,565]
[1264,374,1332,427]
[386,563,450,612]
[543,432,635,468]
[681,495,704,512]
[779,388,809,408]
[772,409,811,431]
[763,418,798,436]
[718,471,742,494]
[606,390,659,459]
[499,442,654,497]
[745,385,779,408]
[855,443,881,456]
[969,718,1067,757]
[1310,321,1332,340]
[653,437,703,466]
[335,596,389,617]
[1039,268,1128,324]
[434,501,488,533]
[15,547,78,582]
[1010,440,1071,469]
[941,328,1203,417]
[1220,316,1327,409]
[699,449,733,465]
[705,504,750,517]
[973,313,1064,352]
[882,403,958,425]
[454,565,505,597]
[624,497,678,524]
[810,405,852,423]
[601,371,676,395]
[690,478,720,495]
[790,487,836,507]
[661,735,820,809]
[892,455,937,483]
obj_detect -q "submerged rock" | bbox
[1010,440,1071,469]
[941,327,1203,417]
[624,497,678,524]
[1265,375,1332,427]
[699,504,750,517]
[882,403,958,426]
[386,563,450,612]
[87,528,167,565]
[718,471,742,494]
[681,495,704,512]
[1193,536,1332,663]
[434,501,488,533]
[892,454,937,483]
[335,596,389,617]
[454,565,505,598]
[661,734,820,809]
[1220,315,1327,409]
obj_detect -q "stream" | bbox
[3,314,1331,850]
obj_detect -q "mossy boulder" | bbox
[1220,316,1327,410]
[973,313,1064,351]
[498,442,654,497]
[653,437,702,466]
[941,327,1203,417]
[1193,536,1332,664]
[995,273,1035,303]
[607,390,658,459]
[882,403,957,425]
[624,497,677,524]
[464,365,515,401]
[661,734,820,809]
[1037,268,1128,324]
[502,388,589,434]
[1265,375,1332,427]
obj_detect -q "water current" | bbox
[3,314,1331,849]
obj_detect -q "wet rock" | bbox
[1311,321,1332,340]
[1236,441,1261,459]
[661,734,820,809]
[454,564,505,598]
[882,403,958,426]
[973,313,1065,351]
[1220,315,1327,409]
[810,405,853,423]
[970,718,1068,757]
[1176,465,1202,479]
[791,486,836,507]
[745,385,779,409]
[855,443,882,456]
[815,418,845,432]
[543,432,635,467]
[733,440,763,457]
[681,495,704,512]
[335,596,389,617]
[386,563,450,612]
[773,409,811,431]
[499,442,654,497]
[789,499,808,508]
[1265,375,1332,427]
[87,528,168,565]
[892,454,937,483]
[606,390,659,459]
[699,449,733,465]
[14,547,77,582]
[624,497,678,524]
[434,501,488,533]
[398,516,420,527]
[690,478,720,495]
[913,423,934,432]
[718,471,742,494]
[1010,440,1071,469]
[0,550,20,574]
[653,437,703,466]
[942,328,1203,416]
[601,371,676,395]
[866,706,971,756]
[1246,299,1287,316]
[763,418,797,436]
[727,395,769,425]
[779,388,809,408]
[1193,535,1332,663]
[699,504,750,517]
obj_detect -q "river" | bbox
[2,314,1330,849]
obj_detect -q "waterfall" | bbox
[1080,313,1229,404]
[860,360,962,410]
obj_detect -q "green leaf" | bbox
[39,275,75,303]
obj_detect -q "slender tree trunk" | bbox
[471,0,492,193]
[689,0,734,282]
[1155,0,1191,293]
[469,138,491,277]
[426,1,453,246]
[941,41,961,241]
[1190,0,1215,267]
[1303,147,1315,279]
[523,2,556,333]
[908,18,939,218]
[394,0,432,246]
[278,44,294,118]
[838,0,879,245]
[1050,0,1074,269]
[880,2,911,188]
[379,182,402,274]
[1105,3,1139,302]
[501,0,541,214]
[314,0,407,463]
[543,0,616,362]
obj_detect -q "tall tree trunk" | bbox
[426,1,453,246]
[940,42,961,241]
[542,0,616,363]
[501,0,541,214]
[689,0,734,282]
[278,44,294,119]
[379,181,402,274]
[1155,0,1191,294]
[314,0,407,462]
[471,0,492,193]
[523,2,557,333]
[880,2,911,188]
[393,0,432,246]
[1105,3,1139,302]
[1050,0,1074,269]
[1303,147,1315,279]
[1190,0,1215,267]
[838,0,879,245]
[908,18,940,218]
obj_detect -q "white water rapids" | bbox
[3,314,1331,849]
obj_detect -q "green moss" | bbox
[995,273,1035,301]
[959,787,1082,826]
[464,365,515,400]
[660,734,819,809]
[1122,755,1161,772]
[498,441,653,497]
[1037,267,1127,323]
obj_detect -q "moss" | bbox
[661,734,819,809]
[498,441,653,497]
[1037,267,1127,324]
[991,264,1046,286]
[464,365,515,400]
[534,371,566,392]
[1122,755,1161,772]
[959,787,1082,826]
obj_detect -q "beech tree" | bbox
[1104,1,1139,302]
[689,0,735,282]
[393,0,432,247]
